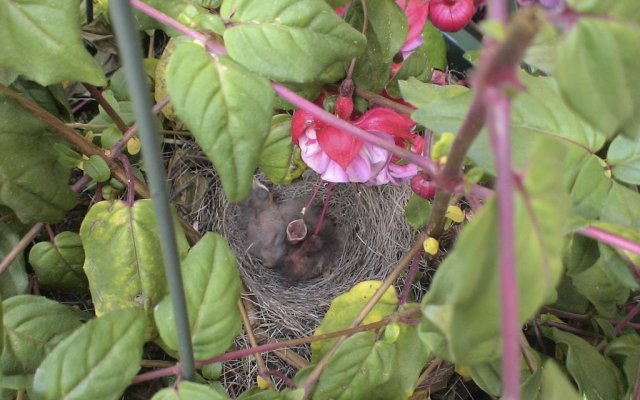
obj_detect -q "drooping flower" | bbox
[292,96,423,185]
[429,0,475,33]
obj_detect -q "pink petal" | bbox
[396,0,430,54]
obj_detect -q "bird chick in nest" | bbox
[239,180,338,282]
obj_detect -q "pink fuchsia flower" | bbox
[395,0,430,55]
[292,97,423,185]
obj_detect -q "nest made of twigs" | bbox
[167,140,453,391]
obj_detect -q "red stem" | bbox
[313,183,334,236]
[398,253,422,305]
[486,85,520,400]
[578,225,640,257]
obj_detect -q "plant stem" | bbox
[354,87,415,115]
[546,320,600,339]
[541,306,591,321]
[614,302,640,335]
[110,0,195,381]
[578,225,640,257]
[131,309,418,384]
[84,84,130,133]
[486,85,520,400]
[399,253,422,305]
[0,223,43,274]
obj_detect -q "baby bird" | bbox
[240,179,338,281]
[240,180,292,268]
[279,210,338,282]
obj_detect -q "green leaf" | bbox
[312,281,397,360]
[523,20,559,75]
[556,13,640,138]
[352,19,393,94]
[1,295,86,375]
[607,134,640,185]
[259,115,294,184]
[236,388,304,400]
[0,373,32,391]
[550,328,625,400]
[152,381,230,400]
[166,41,274,202]
[365,0,408,61]
[0,95,77,224]
[568,155,640,231]
[367,312,430,400]
[0,0,105,86]
[569,242,634,318]
[305,332,396,400]
[0,219,28,298]
[606,333,640,396]
[80,200,190,339]
[83,155,111,183]
[404,194,432,230]
[220,0,366,83]
[402,74,606,175]
[31,308,146,400]
[28,231,88,294]
[530,360,583,400]
[419,139,570,365]
[155,233,242,359]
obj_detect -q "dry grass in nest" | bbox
[167,141,458,391]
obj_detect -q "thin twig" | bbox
[131,309,418,385]
[84,83,130,133]
[238,298,273,388]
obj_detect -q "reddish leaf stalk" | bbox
[614,302,640,335]
[313,183,334,236]
[486,86,520,400]
[578,225,640,257]
[131,310,417,384]
[399,253,422,305]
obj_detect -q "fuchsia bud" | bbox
[410,172,437,199]
[429,0,475,33]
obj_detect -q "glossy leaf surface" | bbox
[220,0,366,82]
[155,233,242,359]
[31,308,146,400]
[0,0,105,86]
[1,295,85,375]
[0,95,76,224]
[557,3,640,138]
[259,115,294,184]
[550,328,625,400]
[166,41,274,202]
[80,200,189,338]
[28,231,87,293]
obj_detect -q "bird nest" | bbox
[167,141,441,391]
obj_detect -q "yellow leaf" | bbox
[257,375,271,390]
[127,137,141,155]
[423,237,439,255]
[455,364,473,381]
[445,205,465,223]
